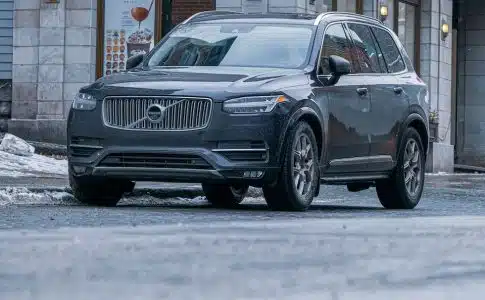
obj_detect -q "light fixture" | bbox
[379,2,389,22]
[441,19,449,40]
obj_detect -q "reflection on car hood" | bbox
[88,66,309,95]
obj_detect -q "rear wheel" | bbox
[376,127,425,209]
[263,120,319,211]
[202,183,249,208]
[69,167,134,207]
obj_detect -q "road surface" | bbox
[0,174,484,299]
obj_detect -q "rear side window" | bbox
[371,27,406,73]
[318,23,359,75]
[346,23,386,73]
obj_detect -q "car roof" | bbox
[183,11,383,27]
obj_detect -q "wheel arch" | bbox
[401,112,429,158]
[276,105,325,166]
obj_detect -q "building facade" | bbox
[5,0,484,173]
[0,0,13,134]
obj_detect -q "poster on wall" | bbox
[103,0,156,76]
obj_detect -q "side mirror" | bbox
[329,55,351,76]
[126,54,145,70]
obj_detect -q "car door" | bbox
[314,22,372,174]
[345,22,400,172]
[366,25,411,171]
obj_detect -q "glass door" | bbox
[397,1,419,71]
[324,0,362,13]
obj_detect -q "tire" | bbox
[202,183,249,208]
[69,167,134,207]
[263,120,319,211]
[376,127,425,209]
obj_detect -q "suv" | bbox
[67,11,429,211]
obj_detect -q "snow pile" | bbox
[0,150,67,177]
[0,187,74,206]
[0,134,67,178]
[0,133,35,156]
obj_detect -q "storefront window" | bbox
[336,0,356,12]
[362,0,376,18]
[322,0,333,11]
[397,2,416,64]
[321,0,357,13]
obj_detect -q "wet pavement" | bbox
[1,173,485,299]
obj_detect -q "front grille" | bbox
[98,153,212,169]
[102,96,212,131]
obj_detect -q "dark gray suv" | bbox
[67,11,430,211]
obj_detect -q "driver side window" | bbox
[318,23,358,76]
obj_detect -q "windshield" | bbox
[146,22,315,69]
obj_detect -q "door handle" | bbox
[356,87,368,96]
[394,87,403,94]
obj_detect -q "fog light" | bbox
[72,166,87,174]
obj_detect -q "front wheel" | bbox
[202,183,249,208]
[263,120,319,211]
[376,127,425,209]
[69,167,134,207]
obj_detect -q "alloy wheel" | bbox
[403,138,422,197]
[292,132,315,197]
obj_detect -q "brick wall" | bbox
[171,0,214,25]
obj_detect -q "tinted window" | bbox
[346,23,386,73]
[372,27,406,73]
[319,23,358,75]
[147,23,314,68]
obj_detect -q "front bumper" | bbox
[67,101,287,185]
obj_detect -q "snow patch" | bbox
[0,188,74,206]
[0,188,210,207]
[0,151,67,177]
[426,172,485,176]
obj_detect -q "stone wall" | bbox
[0,80,12,133]
[9,0,97,144]
[420,0,454,172]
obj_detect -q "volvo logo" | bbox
[146,104,166,123]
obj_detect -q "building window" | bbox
[323,0,359,12]
[336,0,356,12]
[397,2,416,65]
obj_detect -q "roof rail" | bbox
[182,10,243,24]
[313,11,383,25]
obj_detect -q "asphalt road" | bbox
[1,174,485,299]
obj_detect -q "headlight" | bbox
[222,95,288,114]
[72,93,96,111]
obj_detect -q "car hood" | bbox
[85,66,309,98]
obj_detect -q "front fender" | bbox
[275,101,326,166]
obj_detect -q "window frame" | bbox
[316,21,361,77]
[370,25,409,75]
[344,22,388,74]
[391,0,421,74]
